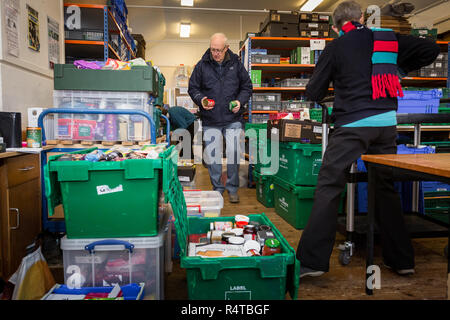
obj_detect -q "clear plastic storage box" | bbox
[252,93,282,102]
[51,90,154,142]
[279,78,310,87]
[183,190,224,217]
[60,225,168,300]
[252,101,282,111]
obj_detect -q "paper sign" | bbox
[310,39,326,51]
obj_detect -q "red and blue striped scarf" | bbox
[341,21,404,100]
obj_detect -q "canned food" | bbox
[26,127,42,148]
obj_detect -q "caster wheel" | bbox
[339,250,352,266]
[445,245,448,258]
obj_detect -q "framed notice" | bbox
[48,17,60,69]
[27,5,40,52]
[5,0,20,57]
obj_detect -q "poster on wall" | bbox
[48,17,60,69]
[27,4,40,52]
[5,0,20,57]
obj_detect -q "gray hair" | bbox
[210,33,228,45]
[332,1,363,30]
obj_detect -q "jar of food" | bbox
[259,225,272,232]
[262,239,281,256]
[222,232,236,243]
[243,225,257,241]
[228,236,245,245]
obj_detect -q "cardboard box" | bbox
[267,119,322,143]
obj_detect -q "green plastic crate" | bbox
[165,168,300,300]
[276,142,322,186]
[309,107,333,123]
[54,64,159,95]
[245,123,272,172]
[253,169,275,208]
[273,175,316,229]
[44,146,178,239]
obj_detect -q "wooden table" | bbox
[361,153,450,298]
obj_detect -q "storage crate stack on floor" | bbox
[44,145,179,300]
[51,63,162,145]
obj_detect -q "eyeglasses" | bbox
[210,46,227,54]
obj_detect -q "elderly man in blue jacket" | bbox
[189,33,253,203]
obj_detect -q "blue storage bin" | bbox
[42,283,144,300]
[356,144,433,213]
[422,181,450,193]
[397,89,442,114]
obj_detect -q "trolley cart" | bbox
[37,108,171,233]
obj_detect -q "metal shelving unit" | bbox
[64,3,136,62]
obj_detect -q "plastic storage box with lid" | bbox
[44,146,178,239]
[275,142,323,186]
[183,190,224,217]
[253,169,275,208]
[252,93,281,102]
[60,231,167,300]
[273,175,316,229]
[251,54,280,64]
[165,177,300,300]
[252,101,281,111]
[52,90,154,142]
[54,64,159,95]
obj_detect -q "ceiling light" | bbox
[300,0,323,12]
[180,23,191,38]
[181,0,194,6]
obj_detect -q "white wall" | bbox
[0,0,65,129]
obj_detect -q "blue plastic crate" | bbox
[356,144,434,213]
[42,283,144,300]
[397,89,442,114]
[422,181,450,193]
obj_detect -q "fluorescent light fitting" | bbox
[180,23,191,38]
[181,0,194,6]
[300,0,323,12]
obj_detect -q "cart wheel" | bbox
[445,245,448,258]
[339,250,352,266]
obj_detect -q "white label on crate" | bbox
[96,184,124,196]
[310,39,326,50]
[308,23,319,28]
[279,197,289,211]
[179,176,191,182]
[313,126,323,134]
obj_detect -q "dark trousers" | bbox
[296,126,415,272]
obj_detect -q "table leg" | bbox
[366,163,375,295]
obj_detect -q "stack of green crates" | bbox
[246,123,276,208]
[273,142,323,229]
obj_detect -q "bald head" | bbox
[210,33,228,46]
[210,33,229,63]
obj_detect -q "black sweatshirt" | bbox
[305,27,440,127]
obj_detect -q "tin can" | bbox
[26,127,42,148]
